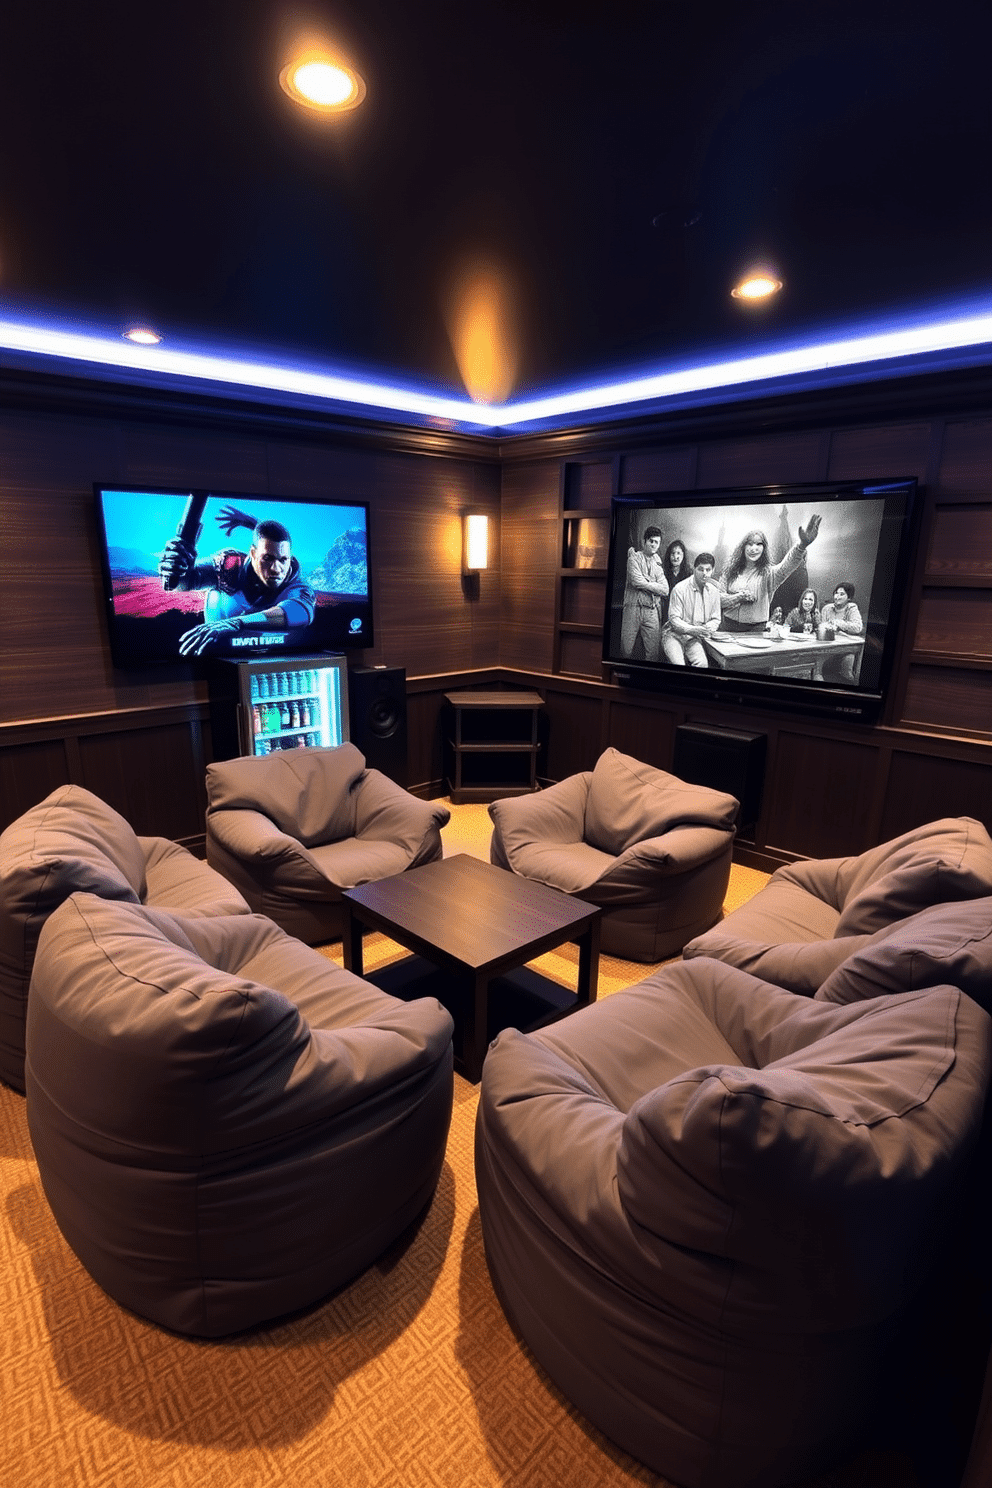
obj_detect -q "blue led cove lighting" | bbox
[1,302,991,432]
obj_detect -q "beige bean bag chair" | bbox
[27,893,454,1337]
[0,784,249,1093]
[205,742,450,944]
[489,748,738,961]
[684,816,992,993]
[475,957,992,1487]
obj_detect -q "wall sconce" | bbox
[463,514,489,573]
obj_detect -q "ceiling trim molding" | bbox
[494,363,992,463]
[0,365,500,464]
[2,358,990,470]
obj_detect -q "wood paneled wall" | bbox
[0,396,499,840]
[1,374,990,869]
[498,403,992,865]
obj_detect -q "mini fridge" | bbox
[216,654,351,758]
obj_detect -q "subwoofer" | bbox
[348,665,408,784]
[673,723,766,835]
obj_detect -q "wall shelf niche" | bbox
[554,458,618,679]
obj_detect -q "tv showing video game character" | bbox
[603,477,919,725]
[95,485,374,667]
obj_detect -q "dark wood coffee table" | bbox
[342,854,601,1081]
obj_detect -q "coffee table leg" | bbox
[575,916,601,1009]
[460,970,490,1084]
[343,910,365,976]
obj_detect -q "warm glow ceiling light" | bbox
[279,51,366,113]
[444,261,519,405]
[3,304,992,431]
[463,514,489,572]
[732,272,783,301]
[123,325,161,345]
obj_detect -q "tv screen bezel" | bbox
[602,477,920,726]
[94,482,375,669]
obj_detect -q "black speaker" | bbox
[673,724,767,835]
[349,665,408,784]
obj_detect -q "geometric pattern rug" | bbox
[0,802,919,1488]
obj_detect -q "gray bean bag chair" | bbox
[26,893,454,1337]
[814,893,992,1010]
[0,784,249,1094]
[684,816,992,994]
[489,748,738,961]
[475,957,992,1488]
[205,743,450,944]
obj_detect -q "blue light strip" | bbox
[1,304,991,433]
[0,317,483,425]
[502,310,992,426]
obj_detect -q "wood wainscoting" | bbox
[0,704,214,851]
[2,671,990,874]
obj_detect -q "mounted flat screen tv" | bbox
[604,478,918,725]
[95,485,373,667]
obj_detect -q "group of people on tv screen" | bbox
[620,514,864,683]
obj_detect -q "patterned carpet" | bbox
[0,804,918,1488]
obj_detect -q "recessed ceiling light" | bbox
[123,325,161,345]
[732,273,783,302]
[279,53,366,113]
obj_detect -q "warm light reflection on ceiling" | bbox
[444,260,519,405]
[732,272,783,301]
[279,42,366,113]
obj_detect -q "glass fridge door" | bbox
[241,656,349,755]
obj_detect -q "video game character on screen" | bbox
[158,498,316,656]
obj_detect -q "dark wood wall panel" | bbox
[358,451,501,676]
[902,666,991,735]
[763,731,881,859]
[4,373,992,872]
[0,707,213,840]
[2,415,206,725]
[695,430,828,490]
[115,420,271,491]
[560,579,606,625]
[543,691,604,781]
[0,405,500,734]
[0,408,117,485]
[926,505,992,580]
[827,423,932,480]
[936,418,992,493]
[0,740,73,830]
[914,589,992,659]
[498,462,559,671]
[263,439,378,493]
[564,460,613,507]
[605,698,678,770]
[558,633,602,679]
[499,570,556,674]
[76,723,207,839]
[619,446,697,493]
[880,751,992,839]
[407,690,448,794]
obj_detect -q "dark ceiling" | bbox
[3,0,991,401]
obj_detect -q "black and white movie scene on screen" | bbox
[605,481,915,706]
